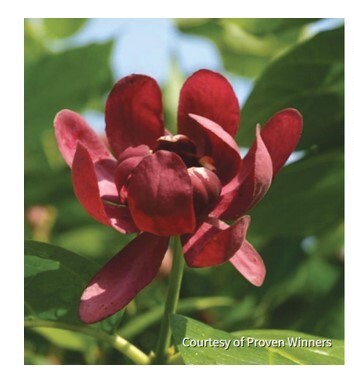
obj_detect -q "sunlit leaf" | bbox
[33,327,94,352]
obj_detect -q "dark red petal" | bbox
[261,109,303,177]
[213,126,273,220]
[188,114,241,185]
[105,75,164,157]
[178,69,240,140]
[115,145,151,200]
[79,233,169,323]
[54,109,112,167]
[72,143,138,233]
[127,151,196,236]
[229,240,266,287]
[188,167,221,222]
[183,216,250,268]
[117,144,151,164]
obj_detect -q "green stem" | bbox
[24,319,150,365]
[119,296,235,339]
[153,236,185,364]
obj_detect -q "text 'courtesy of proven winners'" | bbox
[181,337,333,350]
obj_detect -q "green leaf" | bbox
[227,19,320,36]
[177,18,314,78]
[43,18,87,39]
[24,20,48,65]
[238,27,344,151]
[25,240,99,325]
[24,240,124,333]
[221,20,300,57]
[33,327,94,352]
[249,151,344,237]
[170,315,344,364]
[119,296,236,339]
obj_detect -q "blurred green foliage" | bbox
[24,18,344,365]
[176,18,319,77]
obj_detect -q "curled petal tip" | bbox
[54,109,112,168]
[261,108,303,177]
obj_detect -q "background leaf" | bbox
[24,41,113,173]
[237,27,344,151]
[228,19,320,36]
[249,151,344,238]
[24,240,124,333]
[43,18,87,39]
[25,240,99,325]
[177,18,319,78]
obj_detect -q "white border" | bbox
[1,2,352,377]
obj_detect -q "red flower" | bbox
[54,69,302,324]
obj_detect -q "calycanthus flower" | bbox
[54,69,302,324]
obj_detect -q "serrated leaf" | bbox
[170,315,344,364]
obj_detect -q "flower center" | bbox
[154,134,216,172]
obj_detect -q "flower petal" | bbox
[188,167,221,222]
[261,109,303,177]
[182,216,250,267]
[229,240,266,287]
[72,143,138,233]
[79,233,169,323]
[127,151,196,236]
[188,114,241,185]
[54,109,112,167]
[105,74,164,157]
[213,126,273,220]
[178,69,240,139]
[115,145,151,201]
